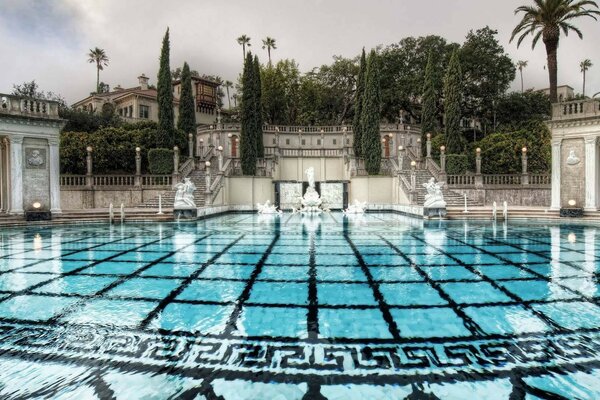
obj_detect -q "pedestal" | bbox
[174,207,197,220]
[424,207,447,219]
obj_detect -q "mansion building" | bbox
[72,74,220,127]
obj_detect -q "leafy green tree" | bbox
[253,56,264,157]
[511,0,600,103]
[495,90,551,129]
[421,51,438,156]
[361,50,382,175]
[261,64,287,124]
[12,80,66,108]
[240,52,257,175]
[157,28,175,148]
[353,49,366,158]
[460,27,515,131]
[177,62,197,136]
[262,37,277,65]
[444,49,464,154]
[379,36,456,122]
[87,47,109,94]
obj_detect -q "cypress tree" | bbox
[253,56,264,158]
[444,49,463,154]
[421,51,438,157]
[157,28,175,148]
[240,52,257,175]
[352,48,366,158]
[361,50,382,175]
[177,61,196,136]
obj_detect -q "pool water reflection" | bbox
[0,213,599,399]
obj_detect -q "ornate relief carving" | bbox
[25,148,46,169]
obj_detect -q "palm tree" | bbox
[87,47,109,94]
[262,37,277,65]
[224,80,233,109]
[232,93,238,108]
[516,60,529,92]
[510,0,600,103]
[237,35,251,59]
[580,58,593,96]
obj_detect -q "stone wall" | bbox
[560,138,585,207]
[60,188,165,210]
[227,176,274,208]
[452,188,551,207]
[276,157,346,181]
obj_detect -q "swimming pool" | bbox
[1,212,600,399]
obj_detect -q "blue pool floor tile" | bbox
[237,306,308,338]
[319,308,393,339]
[462,305,549,335]
[0,294,78,321]
[63,298,158,327]
[107,278,183,299]
[152,303,234,334]
[391,307,471,338]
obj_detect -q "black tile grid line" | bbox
[0,233,143,304]
[222,234,280,336]
[377,236,485,337]
[49,233,213,325]
[6,288,596,314]
[416,233,569,332]
[344,234,401,340]
[138,234,246,328]
[307,229,319,340]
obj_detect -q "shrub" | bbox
[476,120,550,174]
[148,148,174,174]
[446,154,469,174]
[60,125,158,174]
[430,133,446,160]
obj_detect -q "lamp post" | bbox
[188,134,194,158]
[173,146,180,185]
[426,133,432,158]
[475,147,483,188]
[217,145,223,171]
[410,160,417,204]
[199,138,204,158]
[135,147,142,187]
[86,146,93,188]
[439,146,447,185]
[521,146,529,185]
[227,133,232,157]
[397,145,404,170]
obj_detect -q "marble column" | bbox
[48,138,61,214]
[0,139,5,213]
[551,139,562,210]
[585,137,598,211]
[9,135,24,214]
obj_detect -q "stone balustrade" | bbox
[551,99,600,121]
[0,93,61,119]
[60,174,173,188]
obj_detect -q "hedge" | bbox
[60,124,188,174]
[446,154,469,175]
[148,148,174,174]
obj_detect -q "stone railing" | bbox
[178,158,195,177]
[278,148,345,157]
[551,99,600,121]
[60,174,173,188]
[444,173,551,188]
[447,175,476,187]
[0,93,61,119]
[201,123,421,135]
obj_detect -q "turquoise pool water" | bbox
[1,212,600,399]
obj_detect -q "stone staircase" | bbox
[137,168,208,209]
[399,169,483,207]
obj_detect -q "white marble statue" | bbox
[305,167,316,189]
[257,200,282,215]
[174,178,197,209]
[567,150,581,165]
[344,199,367,214]
[422,178,447,208]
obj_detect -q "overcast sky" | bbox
[1,0,599,104]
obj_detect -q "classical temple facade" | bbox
[0,94,64,215]
[548,99,600,211]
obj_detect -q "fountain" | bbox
[422,178,447,218]
[298,167,323,214]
